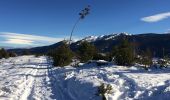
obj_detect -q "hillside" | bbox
[9,33,170,57]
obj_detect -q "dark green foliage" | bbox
[158,59,167,68]
[114,39,135,66]
[97,83,112,100]
[93,53,111,61]
[8,52,17,57]
[140,49,153,69]
[35,53,42,57]
[22,50,30,55]
[47,49,55,57]
[77,41,97,62]
[50,43,74,67]
[0,48,9,59]
[158,56,169,68]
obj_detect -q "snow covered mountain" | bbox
[81,32,131,42]
[9,33,170,57]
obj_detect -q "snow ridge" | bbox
[80,32,132,42]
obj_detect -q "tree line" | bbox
[1,39,169,69]
[46,38,169,69]
[0,48,17,59]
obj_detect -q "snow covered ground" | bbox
[0,56,170,100]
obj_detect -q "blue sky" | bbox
[0,0,170,47]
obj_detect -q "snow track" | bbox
[0,56,52,100]
[0,56,170,100]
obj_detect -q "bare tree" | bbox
[69,5,90,45]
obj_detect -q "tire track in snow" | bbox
[19,69,38,100]
[46,57,76,100]
[9,67,38,100]
[27,58,50,100]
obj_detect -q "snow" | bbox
[82,36,98,42]
[0,56,170,100]
[80,32,132,42]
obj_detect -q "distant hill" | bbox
[0,46,15,50]
[9,33,170,57]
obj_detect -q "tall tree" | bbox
[69,5,90,45]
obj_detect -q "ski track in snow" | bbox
[0,56,170,100]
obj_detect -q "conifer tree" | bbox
[52,43,74,67]
[0,48,9,59]
[77,41,96,62]
[114,39,135,66]
[141,49,152,69]
[22,50,30,55]
[8,51,17,57]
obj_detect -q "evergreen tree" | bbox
[22,50,30,55]
[158,56,169,68]
[114,39,135,66]
[51,43,74,67]
[8,51,17,57]
[141,49,152,69]
[0,48,9,59]
[93,53,111,61]
[77,41,97,62]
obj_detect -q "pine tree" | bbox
[114,39,135,66]
[141,49,152,69]
[0,48,9,59]
[52,43,74,67]
[77,41,97,62]
[8,51,17,57]
[22,50,30,55]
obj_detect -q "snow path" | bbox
[0,56,53,100]
[0,56,81,100]
[0,56,170,100]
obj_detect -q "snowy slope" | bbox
[0,56,170,100]
[81,32,131,42]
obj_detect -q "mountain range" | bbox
[9,33,170,57]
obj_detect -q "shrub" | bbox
[93,53,111,61]
[34,53,42,57]
[8,51,17,57]
[77,41,97,62]
[136,49,153,70]
[141,49,152,69]
[0,48,9,59]
[97,83,112,100]
[22,50,31,55]
[114,39,135,66]
[51,43,74,67]
[158,59,168,68]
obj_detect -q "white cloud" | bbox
[163,29,170,34]
[165,29,170,33]
[141,12,170,22]
[3,38,34,45]
[0,32,65,46]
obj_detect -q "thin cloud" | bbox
[165,29,170,33]
[3,38,34,45]
[0,32,64,46]
[141,12,170,22]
